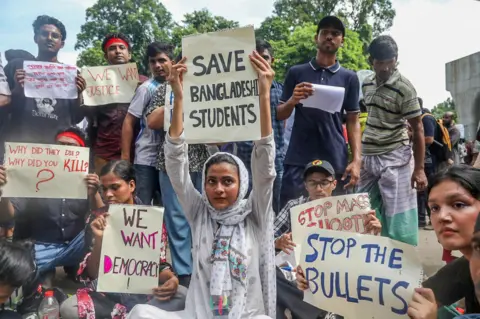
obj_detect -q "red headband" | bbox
[104,38,129,51]
[57,132,85,147]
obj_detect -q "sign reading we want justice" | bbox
[182,26,261,144]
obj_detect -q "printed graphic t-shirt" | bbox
[3,58,82,145]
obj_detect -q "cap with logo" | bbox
[303,160,335,179]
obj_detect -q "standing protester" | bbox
[121,42,173,205]
[443,111,461,165]
[277,16,361,209]
[234,39,284,213]
[0,127,102,279]
[0,53,11,108]
[2,15,86,145]
[358,35,427,246]
[418,102,437,230]
[146,53,210,288]
[88,33,136,174]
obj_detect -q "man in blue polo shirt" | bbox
[277,16,361,209]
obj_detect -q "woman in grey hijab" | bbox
[128,51,277,319]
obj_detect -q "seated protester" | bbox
[60,160,185,318]
[0,127,102,279]
[297,165,480,318]
[127,52,276,318]
[0,240,36,319]
[274,160,381,319]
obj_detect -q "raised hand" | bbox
[249,51,274,97]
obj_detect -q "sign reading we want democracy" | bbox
[182,26,261,144]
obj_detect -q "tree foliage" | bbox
[75,0,174,73]
[271,23,369,81]
[259,0,395,48]
[171,9,239,50]
[432,97,457,120]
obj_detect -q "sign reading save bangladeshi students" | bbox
[97,205,164,294]
[290,193,372,263]
[300,229,423,319]
[81,63,139,106]
[182,26,260,144]
[2,142,90,199]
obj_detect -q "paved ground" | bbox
[54,228,448,295]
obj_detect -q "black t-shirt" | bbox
[423,257,480,314]
[422,113,437,166]
[2,58,83,145]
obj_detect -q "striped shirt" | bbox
[361,70,421,155]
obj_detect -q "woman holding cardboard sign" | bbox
[60,160,186,318]
[127,52,276,319]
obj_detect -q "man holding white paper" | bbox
[277,16,361,209]
[3,15,86,146]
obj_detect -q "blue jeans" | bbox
[134,164,161,205]
[159,171,202,276]
[35,230,86,274]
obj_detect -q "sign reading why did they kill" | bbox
[2,142,90,199]
[81,63,139,106]
[97,205,164,294]
[24,61,77,99]
[291,193,372,263]
[300,229,423,319]
[182,26,260,143]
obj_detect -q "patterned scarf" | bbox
[201,152,252,314]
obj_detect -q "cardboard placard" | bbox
[2,142,89,199]
[97,205,165,294]
[24,61,77,99]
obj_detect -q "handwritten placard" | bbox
[291,193,372,263]
[97,205,164,294]
[300,229,423,319]
[2,142,89,199]
[81,63,139,106]
[24,61,77,99]
[182,26,260,143]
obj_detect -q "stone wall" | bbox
[446,52,480,140]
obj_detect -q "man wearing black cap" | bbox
[274,159,380,319]
[358,35,426,246]
[277,16,361,210]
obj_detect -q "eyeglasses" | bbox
[306,179,334,189]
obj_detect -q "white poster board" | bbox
[300,229,423,319]
[82,63,139,106]
[2,142,89,199]
[97,205,164,294]
[163,84,174,132]
[291,193,372,263]
[182,26,261,143]
[24,61,77,99]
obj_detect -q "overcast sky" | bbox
[1,0,479,110]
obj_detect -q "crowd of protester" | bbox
[0,13,479,319]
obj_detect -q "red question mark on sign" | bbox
[36,169,55,192]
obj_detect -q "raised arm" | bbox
[248,51,277,227]
[164,58,202,222]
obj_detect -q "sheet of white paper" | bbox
[300,84,345,113]
[275,251,297,267]
[24,61,77,99]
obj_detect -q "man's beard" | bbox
[317,42,338,54]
